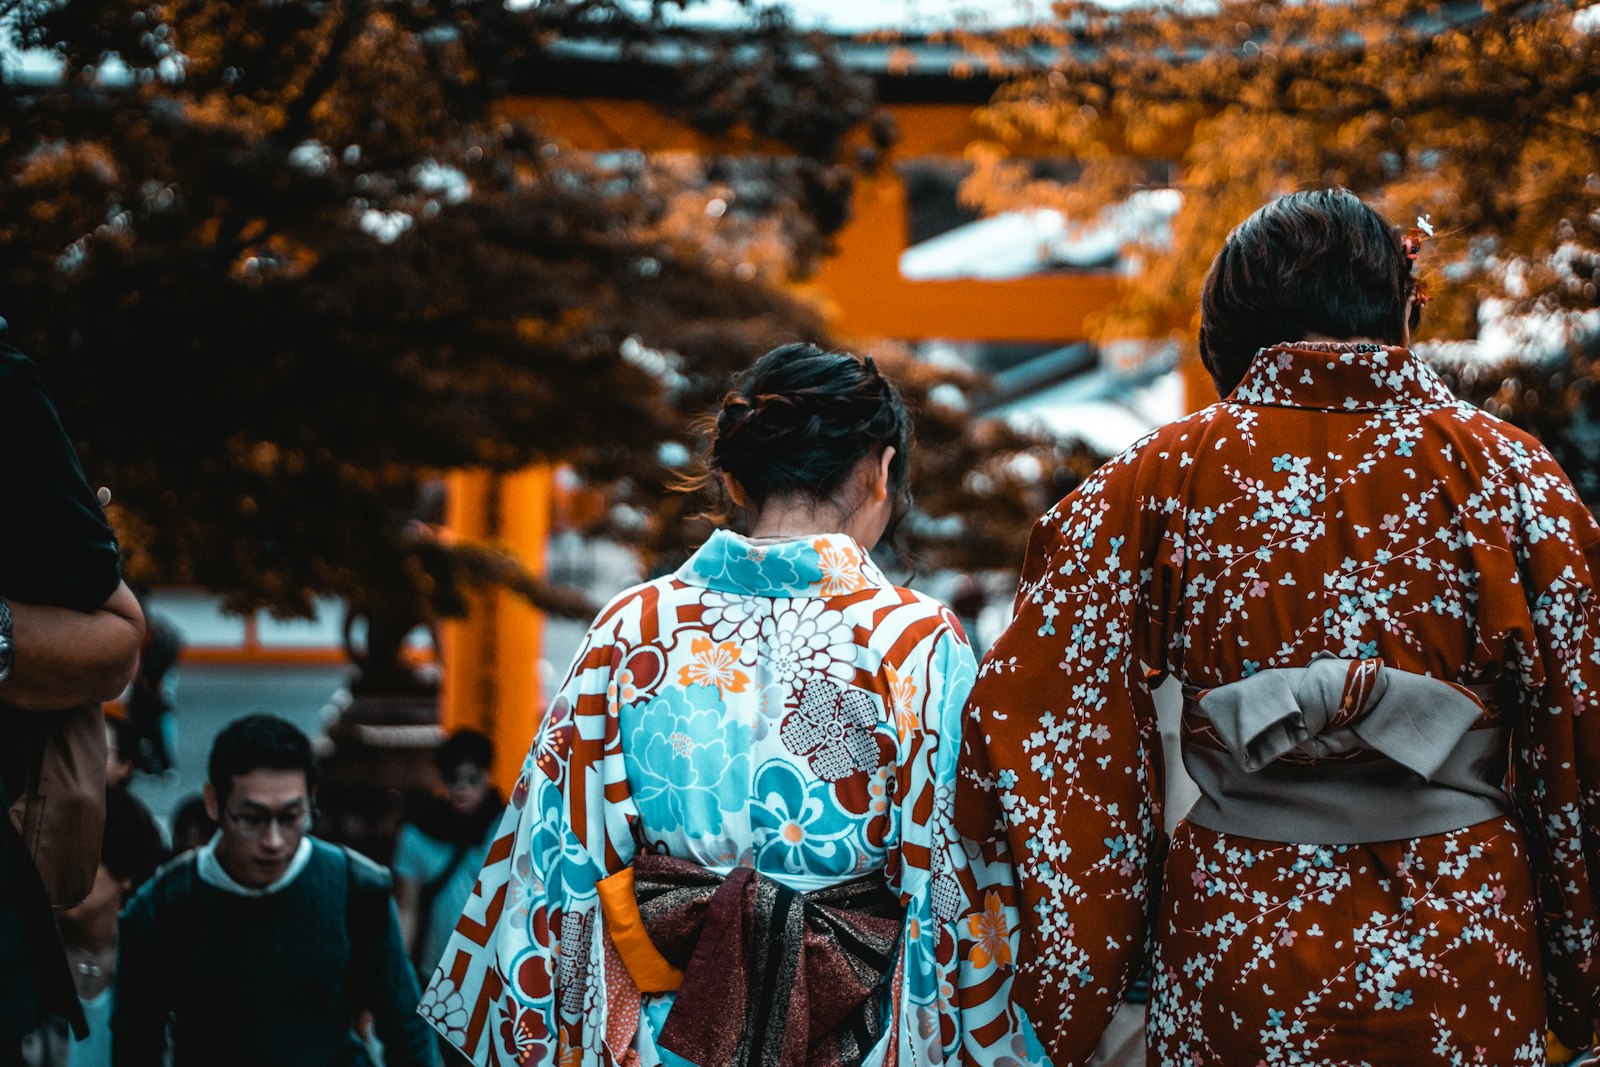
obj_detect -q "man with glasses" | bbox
[111,714,438,1067]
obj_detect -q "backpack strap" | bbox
[151,852,203,1014]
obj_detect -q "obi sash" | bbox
[606,852,903,1067]
[1180,654,1511,844]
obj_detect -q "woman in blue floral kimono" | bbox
[421,344,1046,1067]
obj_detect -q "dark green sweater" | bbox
[112,838,438,1067]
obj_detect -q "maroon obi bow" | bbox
[631,852,903,1067]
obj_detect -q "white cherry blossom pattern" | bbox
[960,343,1600,1066]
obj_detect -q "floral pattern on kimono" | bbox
[424,530,1048,1067]
[956,343,1600,1066]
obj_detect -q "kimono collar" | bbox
[677,529,891,599]
[1229,341,1458,412]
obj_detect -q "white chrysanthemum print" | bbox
[759,597,856,693]
[419,977,470,1044]
[697,590,762,644]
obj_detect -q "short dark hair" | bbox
[698,342,913,518]
[170,793,217,848]
[433,728,493,777]
[207,714,317,805]
[1199,188,1419,396]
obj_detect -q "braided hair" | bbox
[693,343,913,526]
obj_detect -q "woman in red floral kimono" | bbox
[958,188,1600,1066]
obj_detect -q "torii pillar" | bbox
[438,466,552,796]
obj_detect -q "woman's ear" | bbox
[873,447,896,502]
[722,473,747,507]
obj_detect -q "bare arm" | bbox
[0,580,145,710]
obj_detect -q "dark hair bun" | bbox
[708,343,912,513]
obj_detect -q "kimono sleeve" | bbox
[957,450,1177,1066]
[420,590,645,1067]
[1502,451,1600,1049]
[891,626,1050,1067]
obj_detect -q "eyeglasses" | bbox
[223,806,314,840]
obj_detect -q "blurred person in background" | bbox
[101,718,164,854]
[100,719,133,795]
[392,730,502,982]
[419,344,1045,1066]
[113,714,437,1067]
[0,325,146,1067]
[21,789,165,1067]
[949,573,986,650]
[167,796,215,857]
[122,588,181,776]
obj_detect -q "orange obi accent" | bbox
[1547,1028,1598,1064]
[597,865,684,993]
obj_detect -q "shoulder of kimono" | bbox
[878,585,970,645]
[1429,400,1580,480]
[590,575,691,631]
[1454,402,1563,458]
[1051,405,1225,511]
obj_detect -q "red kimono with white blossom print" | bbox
[958,342,1600,1066]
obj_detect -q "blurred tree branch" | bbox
[0,0,1078,685]
[957,0,1600,496]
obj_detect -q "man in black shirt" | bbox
[114,715,439,1067]
[0,332,145,1065]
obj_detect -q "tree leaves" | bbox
[962,0,1600,477]
[0,0,1074,632]
[0,0,858,618]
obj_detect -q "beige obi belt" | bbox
[1180,654,1510,844]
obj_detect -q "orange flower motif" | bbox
[885,665,920,741]
[676,637,750,695]
[967,890,1013,969]
[605,668,639,707]
[814,539,869,597]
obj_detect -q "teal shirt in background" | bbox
[391,819,497,977]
